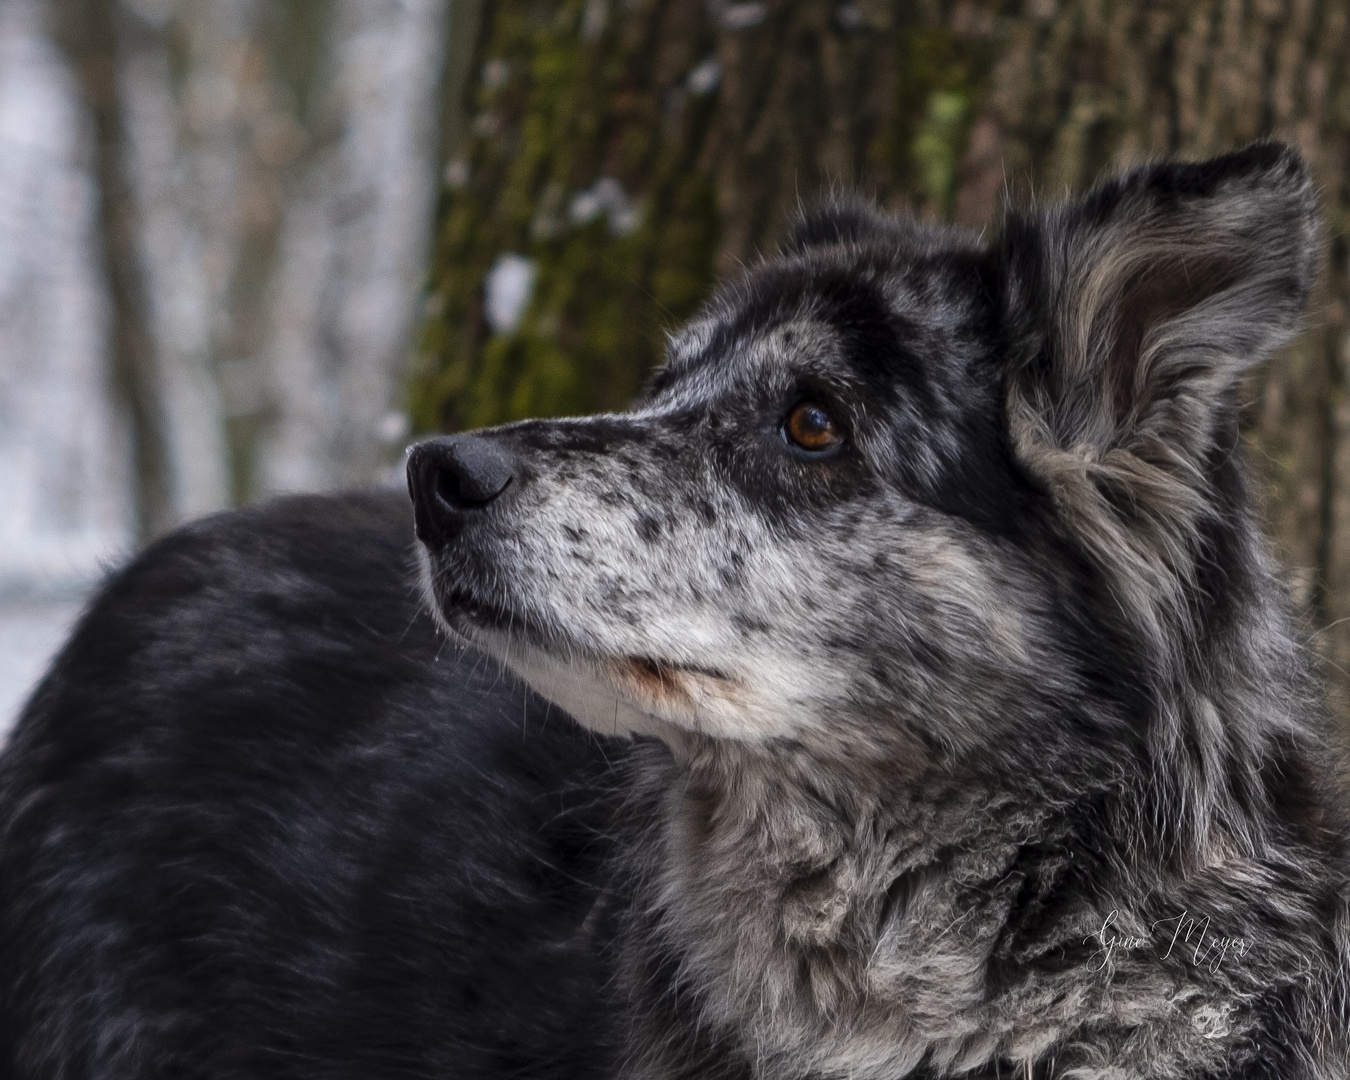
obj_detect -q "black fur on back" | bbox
[0,494,628,1079]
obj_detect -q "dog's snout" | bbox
[407,436,515,544]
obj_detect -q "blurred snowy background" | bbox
[0,0,450,734]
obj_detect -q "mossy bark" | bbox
[415,0,1350,715]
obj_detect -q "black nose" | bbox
[407,436,516,545]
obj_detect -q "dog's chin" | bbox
[480,631,691,741]
[435,621,751,746]
[418,554,773,745]
[464,623,760,744]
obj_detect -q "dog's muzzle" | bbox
[406,435,516,546]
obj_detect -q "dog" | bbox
[2,142,1348,1079]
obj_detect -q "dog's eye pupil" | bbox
[784,402,842,453]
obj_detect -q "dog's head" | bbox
[409,144,1317,775]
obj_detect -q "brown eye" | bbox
[783,401,843,453]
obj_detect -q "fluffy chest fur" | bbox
[615,739,1345,1080]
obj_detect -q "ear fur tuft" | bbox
[1001,142,1319,637]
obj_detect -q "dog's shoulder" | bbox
[5,490,437,767]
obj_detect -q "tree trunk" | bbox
[114,0,239,522]
[255,0,449,496]
[54,0,301,527]
[51,0,175,542]
[415,0,1350,720]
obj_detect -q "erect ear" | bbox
[1000,143,1319,627]
[784,193,916,253]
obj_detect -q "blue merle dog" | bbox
[1,142,1347,1079]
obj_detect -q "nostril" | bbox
[434,465,465,510]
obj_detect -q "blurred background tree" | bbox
[41,0,447,540]
[5,0,1350,720]
[0,0,447,717]
[414,0,1350,711]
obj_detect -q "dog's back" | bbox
[0,493,625,1078]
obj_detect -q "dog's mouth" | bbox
[440,588,517,632]
[435,585,737,721]
[619,655,735,705]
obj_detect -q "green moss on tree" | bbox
[409,0,997,434]
[410,0,720,432]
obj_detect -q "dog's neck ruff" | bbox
[621,734,1331,1080]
